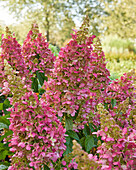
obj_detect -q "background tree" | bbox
[0,23,5,45]
[69,0,104,36]
[100,0,136,39]
[1,0,106,47]
[1,0,75,44]
[8,20,32,45]
[50,15,76,47]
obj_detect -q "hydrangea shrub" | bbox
[1,43,66,170]
[0,16,135,170]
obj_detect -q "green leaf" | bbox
[49,44,59,57]
[80,137,85,149]
[65,136,71,145]
[31,77,38,92]
[88,123,95,132]
[0,103,3,110]
[83,124,90,136]
[44,164,50,170]
[38,88,45,95]
[44,76,48,82]
[36,71,46,86]
[104,103,109,110]
[111,99,116,108]
[0,95,5,103]
[65,116,73,131]
[0,161,10,166]
[0,150,8,160]
[0,123,8,130]
[0,143,10,151]
[0,143,4,147]
[0,130,13,142]
[66,130,80,141]
[3,99,12,114]
[64,136,73,156]
[63,140,73,156]
[85,135,95,152]
[3,99,11,107]
[36,53,40,60]
[0,164,9,170]
[0,143,5,151]
[0,115,10,126]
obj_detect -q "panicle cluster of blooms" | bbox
[72,140,100,170]
[0,27,29,89]
[103,70,136,129]
[8,93,66,169]
[4,65,66,170]
[94,102,136,170]
[70,70,136,170]
[0,26,66,169]
[22,23,56,76]
[74,71,135,170]
[0,24,56,95]
[42,16,110,130]
[105,70,136,106]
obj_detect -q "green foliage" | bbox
[38,88,45,95]
[0,141,12,160]
[43,164,50,170]
[0,103,3,110]
[0,164,9,170]
[85,135,95,152]
[31,77,38,92]
[31,70,48,94]
[66,130,80,142]
[65,116,73,131]
[49,44,59,57]
[36,71,48,86]
[0,96,13,167]
[111,99,116,108]
[63,138,73,155]
[63,122,100,158]
[0,123,8,130]
[0,131,13,142]
[83,124,90,137]
[109,73,120,81]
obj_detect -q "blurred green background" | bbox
[0,0,136,79]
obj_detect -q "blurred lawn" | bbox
[106,58,136,80]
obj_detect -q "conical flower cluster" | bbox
[4,65,66,170]
[0,27,28,88]
[42,16,110,129]
[22,23,56,76]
